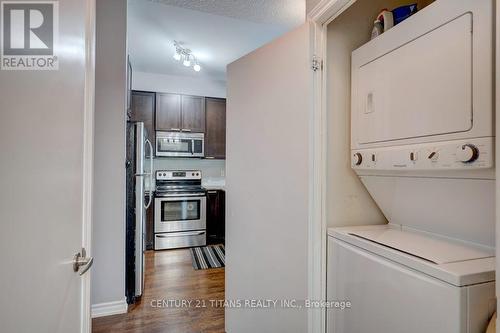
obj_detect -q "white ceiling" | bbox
[147,0,305,25]
[128,0,305,80]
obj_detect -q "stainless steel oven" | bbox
[154,195,206,233]
[154,170,207,250]
[156,132,204,158]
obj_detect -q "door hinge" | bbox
[311,55,322,72]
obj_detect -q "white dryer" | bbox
[328,0,496,332]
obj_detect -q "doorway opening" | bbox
[90,0,305,332]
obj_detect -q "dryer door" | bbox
[350,0,494,149]
[355,13,473,145]
[327,237,467,333]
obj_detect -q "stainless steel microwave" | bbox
[156,132,204,158]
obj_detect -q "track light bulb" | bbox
[172,42,200,71]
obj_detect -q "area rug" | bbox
[190,244,225,270]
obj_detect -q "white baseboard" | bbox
[91,299,128,318]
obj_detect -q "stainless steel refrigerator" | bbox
[126,122,153,303]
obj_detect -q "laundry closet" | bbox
[322,0,496,332]
[225,0,497,331]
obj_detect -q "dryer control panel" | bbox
[351,137,494,171]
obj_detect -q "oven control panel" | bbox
[351,137,494,171]
[156,170,202,180]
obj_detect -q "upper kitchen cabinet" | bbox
[131,91,156,154]
[156,93,182,131]
[156,93,205,133]
[205,98,226,159]
[181,95,206,133]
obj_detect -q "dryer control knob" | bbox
[353,153,363,166]
[457,144,479,163]
[428,151,438,161]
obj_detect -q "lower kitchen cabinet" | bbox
[206,190,225,244]
[145,194,155,250]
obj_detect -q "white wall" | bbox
[226,23,310,332]
[133,71,226,98]
[92,0,127,308]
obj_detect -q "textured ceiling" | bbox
[128,0,305,80]
[147,0,305,25]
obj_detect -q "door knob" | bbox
[73,248,94,276]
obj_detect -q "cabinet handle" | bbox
[181,128,192,132]
[207,191,217,194]
[170,128,181,131]
[205,156,215,159]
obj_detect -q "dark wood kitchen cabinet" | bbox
[131,91,155,154]
[156,93,205,133]
[205,98,226,159]
[145,194,155,250]
[206,190,225,244]
[181,95,205,133]
[156,93,181,131]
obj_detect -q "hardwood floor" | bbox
[92,249,225,333]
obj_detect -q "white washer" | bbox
[327,225,495,333]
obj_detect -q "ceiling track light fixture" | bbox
[173,41,201,72]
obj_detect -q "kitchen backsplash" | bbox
[148,158,226,190]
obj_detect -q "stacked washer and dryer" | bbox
[327,1,496,332]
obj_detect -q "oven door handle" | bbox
[144,138,154,209]
[156,193,206,198]
[156,231,205,238]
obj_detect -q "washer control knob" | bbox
[457,144,479,163]
[353,153,363,166]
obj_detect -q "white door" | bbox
[225,23,313,332]
[0,1,94,332]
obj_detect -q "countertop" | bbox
[204,186,225,191]
[202,179,226,191]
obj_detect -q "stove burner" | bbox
[155,170,205,197]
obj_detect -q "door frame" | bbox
[495,0,500,321]
[82,0,96,332]
[310,1,500,333]
[307,1,359,333]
